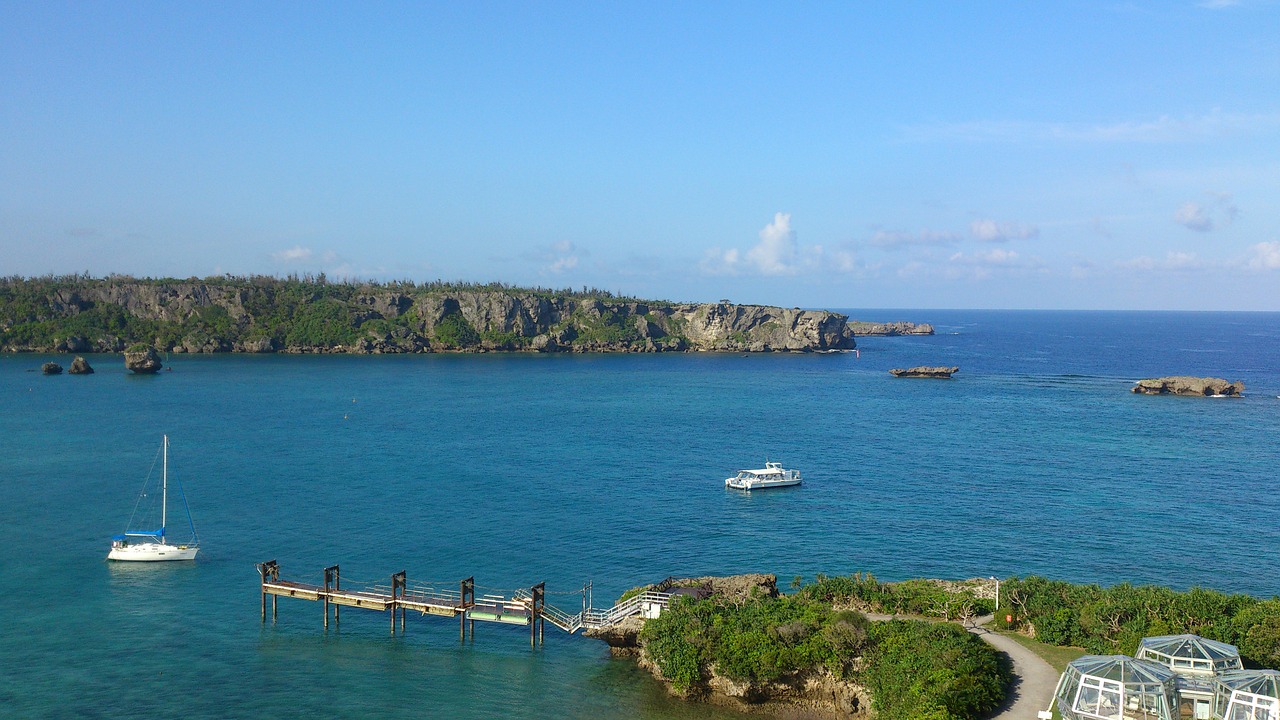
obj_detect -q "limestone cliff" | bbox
[0,278,857,354]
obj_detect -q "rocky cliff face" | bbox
[2,280,857,354]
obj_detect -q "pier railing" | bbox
[257,560,675,645]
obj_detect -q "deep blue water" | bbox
[2,310,1277,718]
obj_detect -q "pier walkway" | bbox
[257,561,673,645]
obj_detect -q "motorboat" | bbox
[725,461,802,490]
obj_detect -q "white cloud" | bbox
[530,241,585,275]
[1200,0,1240,8]
[1174,202,1214,232]
[701,212,799,276]
[272,245,313,262]
[1174,192,1242,232]
[870,229,961,248]
[970,219,1039,243]
[549,255,578,273]
[1246,241,1280,270]
[747,212,798,275]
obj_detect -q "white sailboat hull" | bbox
[107,542,198,562]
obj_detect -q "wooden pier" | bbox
[257,561,673,646]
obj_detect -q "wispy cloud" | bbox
[970,219,1039,243]
[1173,192,1239,232]
[272,245,314,262]
[1199,0,1240,8]
[525,240,586,275]
[1118,251,1203,272]
[869,229,961,248]
[1246,241,1280,270]
[902,110,1280,144]
[1174,202,1214,232]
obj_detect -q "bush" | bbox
[640,594,1007,719]
[859,620,1009,720]
[800,573,995,619]
[1000,576,1280,665]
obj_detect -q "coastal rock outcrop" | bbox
[1132,376,1244,397]
[890,366,958,378]
[42,361,63,374]
[68,356,94,374]
[848,320,935,336]
[124,347,163,374]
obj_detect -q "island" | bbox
[1131,376,1245,397]
[890,366,958,378]
[847,320,935,336]
[0,276,857,355]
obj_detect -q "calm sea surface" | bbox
[2,310,1278,718]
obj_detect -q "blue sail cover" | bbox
[115,529,165,539]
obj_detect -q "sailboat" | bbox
[107,435,200,561]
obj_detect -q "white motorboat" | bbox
[108,435,200,561]
[725,461,802,490]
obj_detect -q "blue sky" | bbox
[2,2,1278,310]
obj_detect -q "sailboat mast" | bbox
[162,434,168,534]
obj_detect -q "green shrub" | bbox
[859,620,1009,720]
[433,312,480,347]
[640,593,1007,719]
[1001,576,1280,665]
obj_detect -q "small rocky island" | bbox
[847,320,934,336]
[1132,376,1245,397]
[124,346,164,374]
[891,366,958,378]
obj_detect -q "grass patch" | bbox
[993,628,1086,673]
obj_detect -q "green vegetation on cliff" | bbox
[640,591,1008,720]
[0,275,672,353]
[0,274,856,354]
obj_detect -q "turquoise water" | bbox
[3,310,1278,718]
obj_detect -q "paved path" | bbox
[966,616,1058,719]
[866,613,1059,719]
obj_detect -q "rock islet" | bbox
[890,366,958,378]
[1131,376,1244,397]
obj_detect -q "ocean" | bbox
[2,309,1277,718]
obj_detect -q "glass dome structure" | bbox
[1137,635,1244,677]
[1213,670,1280,720]
[1052,655,1178,720]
